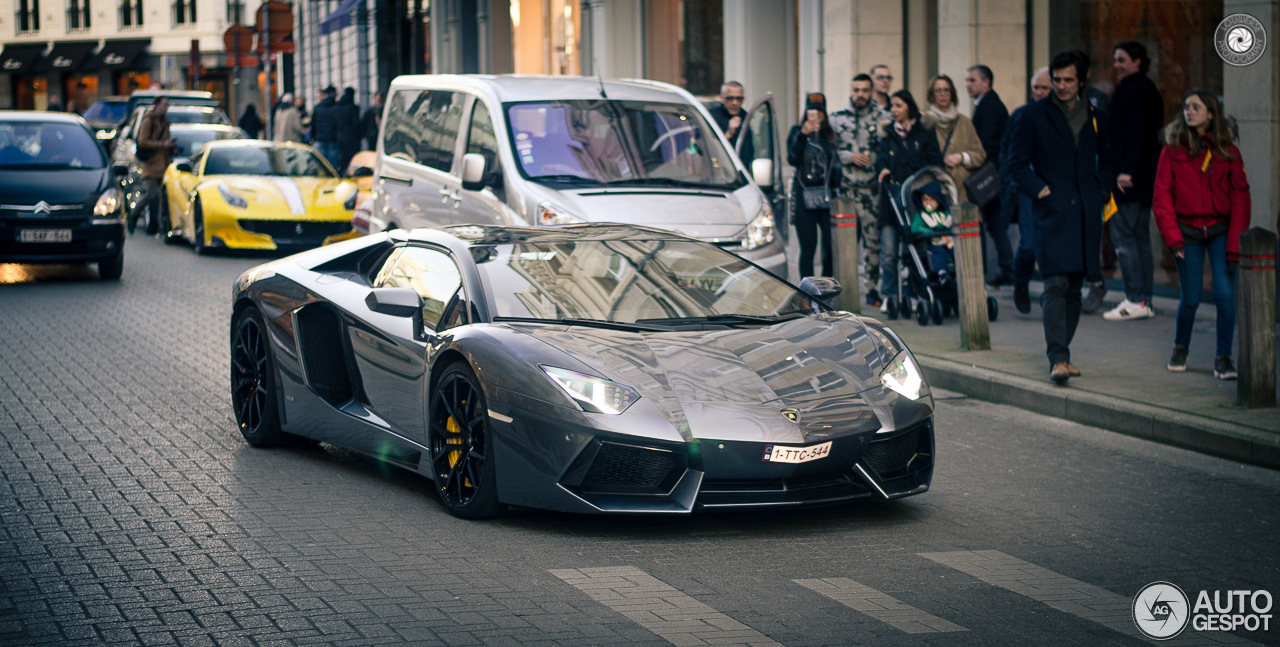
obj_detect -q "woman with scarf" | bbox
[921,74,985,202]
[786,92,843,278]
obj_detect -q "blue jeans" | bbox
[315,141,342,170]
[1013,193,1036,285]
[1174,235,1236,357]
[1111,201,1154,302]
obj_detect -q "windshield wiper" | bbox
[602,177,726,190]
[634,313,804,326]
[526,174,596,185]
[492,316,669,332]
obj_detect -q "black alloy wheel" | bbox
[193,198,208,255]
[428,362,501,519]
[231,307,284,447]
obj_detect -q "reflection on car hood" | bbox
[514,313,891,442]
[217,176,355,216]
[0,168,108,206]
[557,186,759,240]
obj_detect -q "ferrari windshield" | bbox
[504,100,745,190]
[476,238,813,323]
[172,128,246,159]
[203,146,334,177]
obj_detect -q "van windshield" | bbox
[504,100,746,190]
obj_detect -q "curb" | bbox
[918,355,1280,470]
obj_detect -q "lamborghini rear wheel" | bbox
[231,306,284,447]
[428,362,501,519]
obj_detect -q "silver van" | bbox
[368,75,787,275]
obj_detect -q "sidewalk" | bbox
[879,282,1280,469]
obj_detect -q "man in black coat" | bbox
[1007,51,1116,384]
[1102,40,1164,322]
[309,86,340,169]
[334,87,362,173]
[966,64,1013,286]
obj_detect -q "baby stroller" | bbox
[882,165,998,326]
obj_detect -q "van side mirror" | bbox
[752,158,774,188]
[461,153,487,191]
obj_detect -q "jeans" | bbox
[1013,193,1036,285]
[795,205,833,278]
[1174,235,1236,357]
[129,176,162,220]
[1042,272,1084,366]
[315,141,342,170]
[879,224,900,298]
[1111,201,1154,302]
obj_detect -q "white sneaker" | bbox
[1102,299,1154,321]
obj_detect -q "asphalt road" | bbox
[1,233,1278,646]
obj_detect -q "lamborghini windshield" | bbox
[476,238,813,324]
[504,100,746,190]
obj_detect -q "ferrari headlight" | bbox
[743,205,775,250]
[537,202,584,226]
[218,183,248,209]
[880,350,927,400]
[541,365,640,415]
[93,187,123,219]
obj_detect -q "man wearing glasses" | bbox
[707,81,754,164]
[870,65,893,110]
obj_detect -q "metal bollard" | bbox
[955,202,989,350]
[831,198,861,313]
[1237,227,1276,408]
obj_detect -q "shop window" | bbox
[17,0,40,33]
[119,0,144,28]
[172,0,197,26]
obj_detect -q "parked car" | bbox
[120,90,220,123]
[81,95,130,144]
[367,75,787,277]
[121,123,249,234]
[111,104,232,163]
[0,111,127,279]
[230,223,934,518]
[162,140,358,253]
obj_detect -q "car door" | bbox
[374,88,464,230]
[740,96,787,240]
[348,244,463,445]
[169,150,203,237]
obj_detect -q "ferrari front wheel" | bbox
[231,306,284,447]
[428,362,501,519]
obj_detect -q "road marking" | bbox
[550,566,783,647]
[794,577,968,633]
[920,550,1261,645]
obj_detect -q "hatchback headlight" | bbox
[218,183,248,209]
[743,205,775,250]
[537,202,584,226]
[881,350,927,400]
[541,366,640,415]
[93,187,123,218]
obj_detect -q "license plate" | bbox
[762,441,832,464]
[18,229,72,243]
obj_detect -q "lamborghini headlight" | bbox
[880,349,927,400]
[218,183,248,209]
[93,187,123,219]
[743,205,775,250]
[541,365,640,415]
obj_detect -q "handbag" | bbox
[801,186,830,210]
[963,161,1001,207]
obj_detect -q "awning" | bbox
[0,44,46,75]
[35,41,97,73]
[85,39,150,71]
[320,0,362,35]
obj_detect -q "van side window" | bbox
[373,246,463,331]
[382,90,463,173]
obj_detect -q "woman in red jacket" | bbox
[1153,89,1251,379]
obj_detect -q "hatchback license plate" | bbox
[19,229,72,243]
[762,441,832,463]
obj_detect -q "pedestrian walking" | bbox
[273,93,306,142]
[1006,50,1115,385]
[1001,67,1052,314]
[1153,89,1251,379]
[362,91,384,152]
[1102,40,1164,322]
[126,97,174,234]
[876,90,944,310]
[335,87,362,173]
[830,73,889,306]
[965,64,1013,287]
[238,103,263,139]
[786,92,842,278]
[922,74,985,202]
[310,86,340,167]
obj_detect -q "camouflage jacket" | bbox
[829,98,889,192]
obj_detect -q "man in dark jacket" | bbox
[1000,66,1052,314]
[966,64,1013,286]
[335,87,362,173]
[706,81,754,165]
[309,86,340,168]
[361,91,384,152]
[1102,40,1164,322]
[1007,50,1116,384]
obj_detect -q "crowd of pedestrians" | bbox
[263,86,377,175]
[769,44,1251,385]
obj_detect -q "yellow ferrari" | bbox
[161,140,359,253]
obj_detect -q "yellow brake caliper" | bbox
[445,413,471,488]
